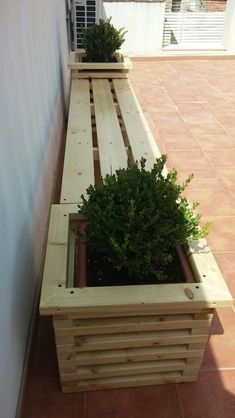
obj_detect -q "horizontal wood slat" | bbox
[53,314,211,336]
[55,329,209,353]
[60,358,198,381]
[57,345,204,366]
[61,371,197,392]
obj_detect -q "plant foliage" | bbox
[80,18,127,62]
[78,155,210,283]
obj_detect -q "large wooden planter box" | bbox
[39,73,232,393]
[68,51,132,79]
[40,204,232,393]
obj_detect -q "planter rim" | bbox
[68,51,133,70]
[39,204,233,316]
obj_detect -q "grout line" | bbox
[201,367,235,372]
[212,250,235,254]
[84,391,87,418]
[176,383,186,418]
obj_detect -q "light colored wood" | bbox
[40,204,77,308]
[53,314,211,336]
[187,238,232,300]
[56,329,209,353]
[53,307,214,320]
[60,79,94,203]
[113,79,165,172]
[40,244,67,306]
[40,280,232,316]
[57,345,204,366]
[68,52,132,70]
[92,79,127,176]
[61,359,187,381]
[40,64,233,392]
[61,372,197,393]
[67,227,76,288]
[72,72,128,79]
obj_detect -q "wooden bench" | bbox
[40,71,232,393]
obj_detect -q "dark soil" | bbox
[82,55,117,63]
[86,248,186,287]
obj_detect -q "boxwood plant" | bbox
[78,155,210,285]
[80,18,127,63]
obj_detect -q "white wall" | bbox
[102,2,166,56]
[223,0,235,53]
[102,0,235,56]
[0,1,69,417]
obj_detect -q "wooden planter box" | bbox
[68,51,132,79]
[39,73,232,393]
[40,204,232,393]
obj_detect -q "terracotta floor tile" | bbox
[23,379,85,418]
[142,98,176,113]
[150,111,183,126]
[166,150,211,170]
[183,189,235,217]
[212,111,235,124]
[177,168,225,190]
[194,134,235,150]
[206,149,235,167]
[159,134,200,151]
[222,123,235,137]
[29,317,58,380]
[175,102,208,115]
[217,168,235,193]
[202,308,235,369]
[158,124,192,138]
[178,370,235,418]
[202,97,232,111]
[213,253,235,300]
[201,216,235,252]
[181,114,216,125]
[188,122,226,136]
[86,384,182,418]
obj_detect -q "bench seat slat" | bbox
[60,79,94,204]
[92,79,127,176]
[113,79,162,171]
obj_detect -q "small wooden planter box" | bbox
[68,51,132,79]
[40,73,233,393]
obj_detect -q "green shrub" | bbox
[78,155,210,283]
[80,18,127,62]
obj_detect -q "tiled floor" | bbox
[22,59,235,417]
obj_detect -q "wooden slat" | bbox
[68,52,132,70]
[56,329,209,353]
[187,238,233,301]
[92,79,127,176]
[40,204,77,308]
[52,307,214,320]
[61,371,196,392]
[72,72,128,79]
[40,244,67,305]
[53,314,211,336]
[113,79,164,172]
[58,345,204,367]
[40,279,231,316]
[67,228,76,288]
[60,79,94,204]
[61,359,187,381]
